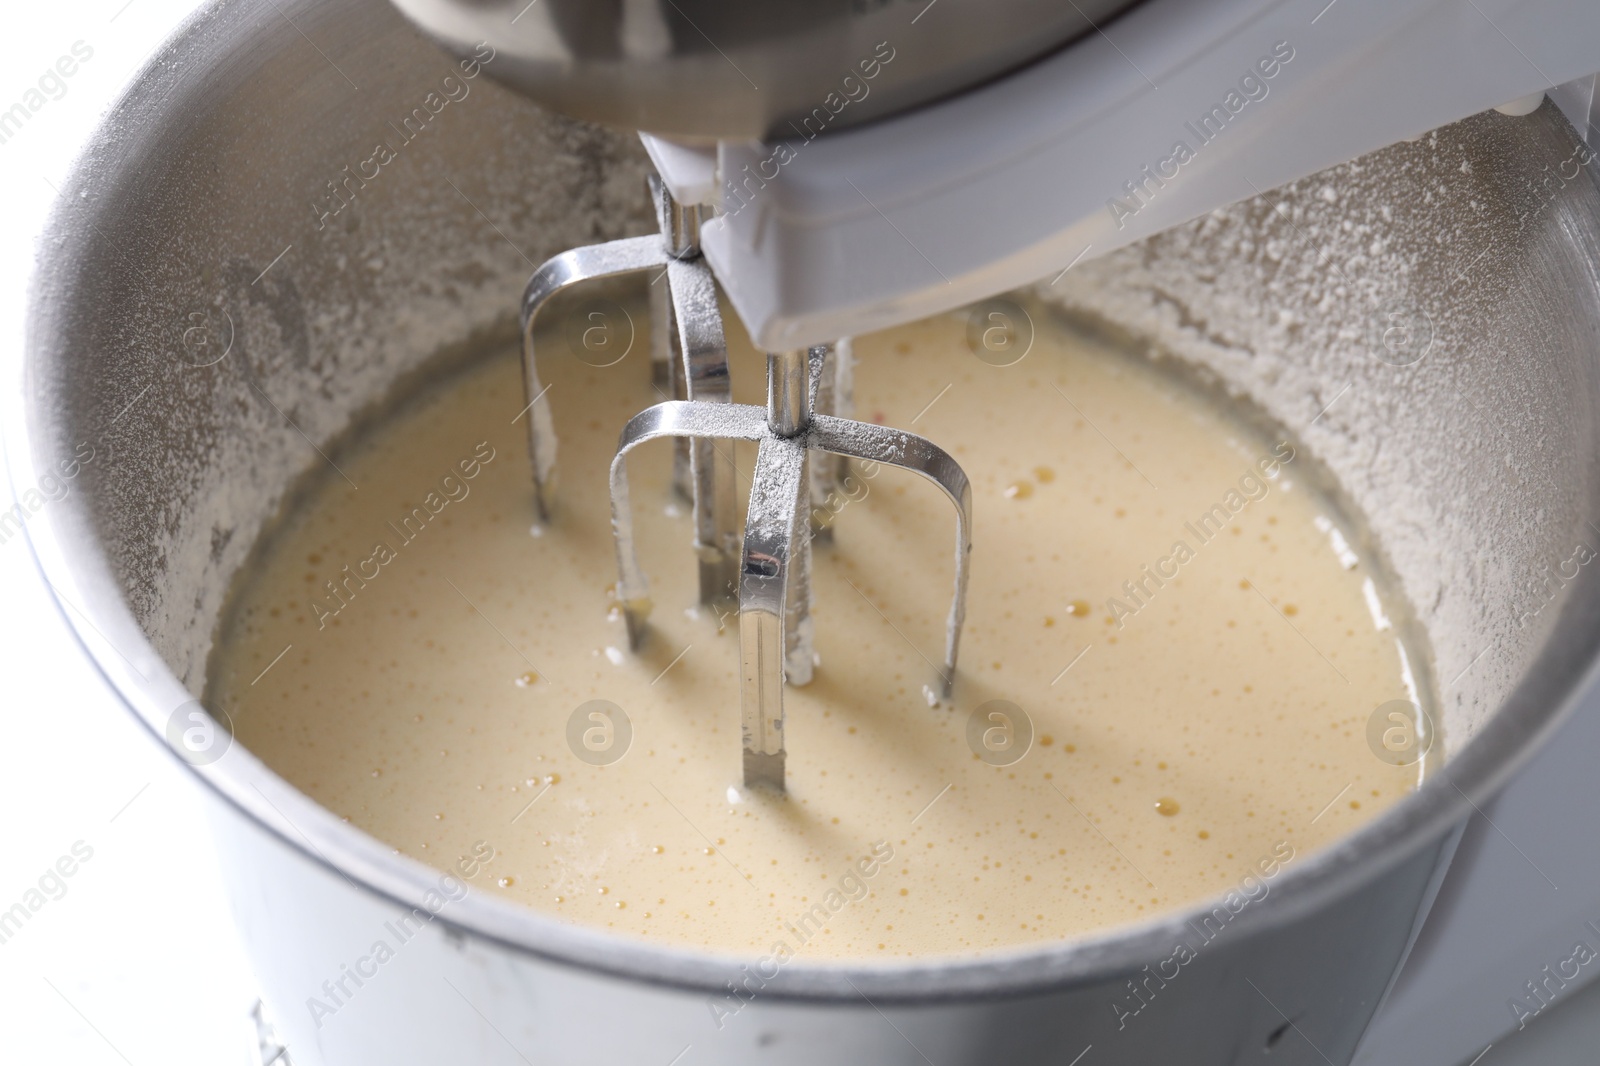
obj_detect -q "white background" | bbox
[1,3,1598,1064]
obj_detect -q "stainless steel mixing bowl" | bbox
[13,0,1600,1062]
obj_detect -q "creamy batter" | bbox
[211,306,1428,959]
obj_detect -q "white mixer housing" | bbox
[645,0,1600,351]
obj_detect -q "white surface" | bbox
[0,3,1597,1064]
[640,135,719,209]
[1359,671,1600,1064]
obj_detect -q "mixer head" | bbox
[383,0,1141,140]
[391,0,1600,796]
[519,179,972,792]
[385,0,1600,360]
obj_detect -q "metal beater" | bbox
[519,178,973,792]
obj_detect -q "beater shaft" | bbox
[650,175,705,535]
[768,348,810,436]
[650,177,736,606]
[667,257,739,605]
[767,349,818,688]
[519,179,737,608]
[738,437,808,790]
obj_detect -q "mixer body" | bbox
[18,1,1600,1063]
[393,0,1600,353]
[384,0,1142,140]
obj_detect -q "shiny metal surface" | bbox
[650,176,699,509]
[772,348,816,688]
[808,411,971,696]
[739,435,807,791]
[807,339,854,539]
[663,253,738,604]
[519,193,739,604]
[519,234,667,518]
[387,0,1145,140]
[767,348,811,438]
[651,174,704,260]
[608,382,972,792]
[768,348,816,694]
[609,400,767,645]
[18,0,1600,1061]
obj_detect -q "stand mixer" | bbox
[387,0,1600,796]
[19,0,1600,1063]
[389,0,1600,350]
[391,0,1600,1056]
